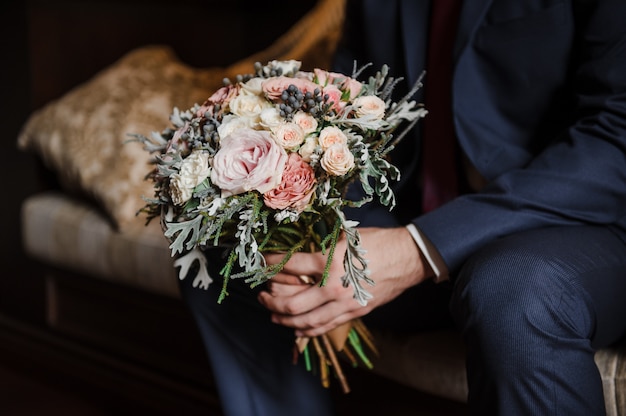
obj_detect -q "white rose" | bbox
[298,136,319,162]
[352,95,386,119]
[218,114,257,139]
[241,77,264,95]
[259,107,284,129]
[320,143,355,176]
[180,150,211,184]
[292,111,318,134]
[273,122,305,150]
[318,126,348,151]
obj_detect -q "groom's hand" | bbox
[258,226,432,337]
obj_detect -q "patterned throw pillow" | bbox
[17,45,225,229]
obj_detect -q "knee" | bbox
[450,240,594,342]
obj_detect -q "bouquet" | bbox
[133,60,426,393]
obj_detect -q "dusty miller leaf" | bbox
[164,214,203,255]
[173,248,213,289]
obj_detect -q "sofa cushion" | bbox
[21,191,179,297]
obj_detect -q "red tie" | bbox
[421,0,462,213]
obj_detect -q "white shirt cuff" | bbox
[405,223,450,283]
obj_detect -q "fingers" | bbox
[265,251,335,281]
[258,282,337,316]
[258,280,368,336]
[266,280,309,297]
[268,273,308,286]
[271,298,369,337]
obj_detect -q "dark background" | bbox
[0,0,317,326]
[0,1,317,412]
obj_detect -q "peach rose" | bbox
[318,126,348,150]
[264,153,316,212]
[292,111,318,135]
[320,143,355,176]
[211,128,288,196]
[272,122,305,150]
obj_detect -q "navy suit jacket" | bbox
[334,0,626,273]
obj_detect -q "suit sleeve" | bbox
[414,0,626,273]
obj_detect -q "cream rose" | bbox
[241,77,264,95]
[228,92,272,120]
[273,122,305,150]
[263,153,316,212]
[211,128,288,196]
[298,136,319,162]
[318,126,348,150]
[320,143,355,176]
[169,175,194,206]
[353,95,386,119]
[169,150,211,205]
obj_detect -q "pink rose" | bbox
[342,77,363,100]
[196,84,240,116]
[314,68,345,86]
[264,153,316,212]
[166,122,190,155]
[262,76,319,101]
[211,128,288,196]
[314,69,362,100]
[322,84,345,113]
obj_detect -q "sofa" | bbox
[16,0,626,414]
